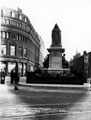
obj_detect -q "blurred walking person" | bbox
[14,68,19,90]
[0,69,6,84]
[10,69,15,84]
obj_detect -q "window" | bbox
[1,45,6,55]
[23,36,25,42]
[24,48,27,57]
[23,16,25,21]
[18,47,23,57]
[26,25,29,31]
[23,36,27,43]
[25,17,27,22]
[6,19,10,24]
[3,10,7,15]
[17,22,19,27]
[1,18,7,24]
[22,24,25,29]
[14,21,17,26]
[11,20,16,26]
[1,18,6,24]
[1,10,3,16]
[19,35,22,42]
[1,18,4,24]
[23,63,27,75]
[10,45,15,56]
[11,11,15,17]
[17,34,22,41]
[11,20,14,25]
[18,14,22,20]
[6,32,9,39]
[16,22,21,27]
[19,23,22,27]
[12,12,15,17]
[18,14,20,19]
[20,15,22,20]
[24,37,27,43]
[1,31,6,39]
[1,31,9,39]
[7,19,10,24]
[23,16,27,22]
[17,34,19,40]
[4,19,6,24]
[11,21,16,26]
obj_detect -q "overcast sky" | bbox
[1,0,91,60]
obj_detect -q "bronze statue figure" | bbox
[51,24,62,47]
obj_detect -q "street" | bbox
[0,78,91,120]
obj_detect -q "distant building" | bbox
[70,51,91,79]
[73,52,81,59]
[88,52,91,78]
[39,36,45,68]
[0,7,44,76]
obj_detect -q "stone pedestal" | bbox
[47,46,65,74]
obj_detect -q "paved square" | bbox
[0,81,91,120]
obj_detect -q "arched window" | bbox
[10,11,15,17]
[18,14,22,20]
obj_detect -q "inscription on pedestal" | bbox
[51,57,62,69]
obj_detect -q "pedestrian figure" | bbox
[0,69,6,84]
[10,69,15,84]
[14,68,19,90]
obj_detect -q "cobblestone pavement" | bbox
[0,80,91,120]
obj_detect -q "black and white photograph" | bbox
[0,0,91,119]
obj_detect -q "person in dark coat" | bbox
[1,69,6,84]
[10,69,15,84]
[14,69,19,90]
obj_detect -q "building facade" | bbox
[39,36,45,68]
[0,7,44,76]
[88,52,91,78]
[70,51,91,79]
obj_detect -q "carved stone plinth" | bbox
[47,47,64,74]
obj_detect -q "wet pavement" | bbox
[0,77,91,120]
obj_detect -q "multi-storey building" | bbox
[39,36,45,68]
[88,52,91,78]
[70,51,91,79]
[0,7,44,76]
